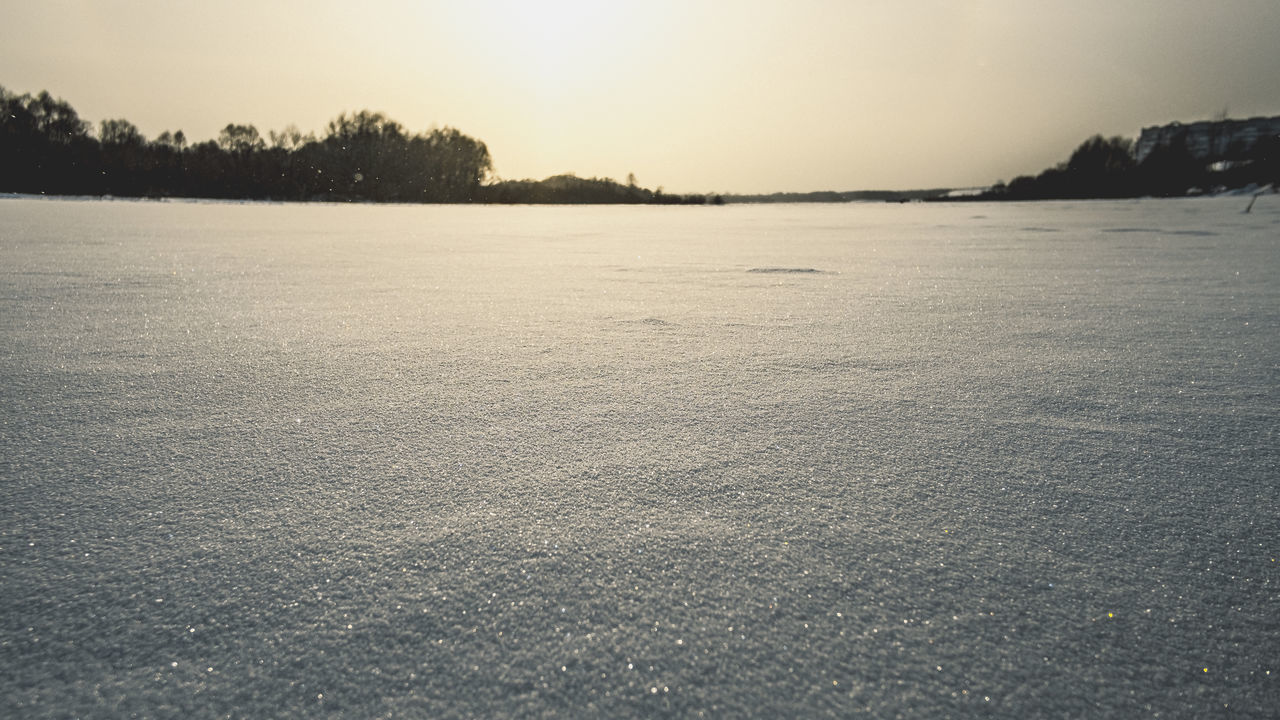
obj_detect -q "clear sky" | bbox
[3,0,1279,193]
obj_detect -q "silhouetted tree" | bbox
[1,87,101,193]
[217,123,264,154]
[98,118,144,147]
[413,127,492,202]
[96,119,149,194]
[1250,134,1280,186]
[1,87,45,191]
[995,136,1137,199]
[28,90,90,145]
[155,130,187,151]
[268,125,309,151]
[1134,132,1204,196]
[312,111,403,199]
[1066,135,1134,175]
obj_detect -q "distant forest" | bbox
[0,86,716,205]
[6,86,1277,206]
[975,133,1279,202]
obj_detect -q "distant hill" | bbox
[478,174,711,205]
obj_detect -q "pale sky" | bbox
[3,0,1279,193]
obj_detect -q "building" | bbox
[1135,115,1280,163]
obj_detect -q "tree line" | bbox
[483,173,719,205]
[0,85,714,204]
[979,131,1279,201]
[724,189,950,203]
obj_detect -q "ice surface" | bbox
[1,196,1278,717]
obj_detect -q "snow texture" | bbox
[1,196,1278,718]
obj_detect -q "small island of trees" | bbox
[0,85,717,205]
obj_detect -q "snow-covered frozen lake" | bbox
[2,196,1278,717]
